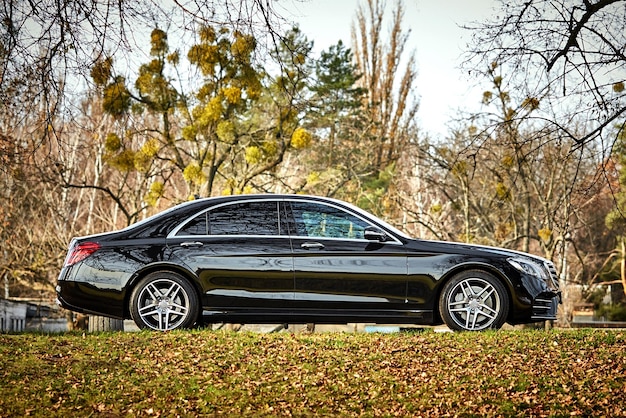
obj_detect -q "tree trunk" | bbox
[88,315,124,332]
[620,239,626,294]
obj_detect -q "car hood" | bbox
[407,238,550,264]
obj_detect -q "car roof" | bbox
[120,194,410,240]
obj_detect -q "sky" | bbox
[277,0,498,138]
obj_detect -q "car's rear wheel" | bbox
[130,271,199,331]
[439,270,509,331]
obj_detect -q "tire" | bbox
[439,270,509,331]
[130,271,199,331]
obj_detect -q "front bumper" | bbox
[531,292,561,321]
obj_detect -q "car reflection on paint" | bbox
[56,194,561,331]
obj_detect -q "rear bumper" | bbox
[55,281,126,320]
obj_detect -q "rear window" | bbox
[176,201,281,236]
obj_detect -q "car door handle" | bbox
[180,241,204,247]
[301,242,324,250]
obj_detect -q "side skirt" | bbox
[201,308,434,325]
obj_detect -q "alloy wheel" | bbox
[131,272,198,331]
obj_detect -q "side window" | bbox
[177,213,207,235]
[208,201,280,236]
[289,201,370,239]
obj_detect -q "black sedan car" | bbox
[57,194,560,331]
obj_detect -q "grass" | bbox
[0,329,624,417]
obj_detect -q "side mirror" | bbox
[364,227,388,242]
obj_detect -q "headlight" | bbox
[507,257,549,281]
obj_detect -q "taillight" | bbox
[64,242,101,266]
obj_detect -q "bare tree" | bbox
[348,0,420,219]
[351,0,419,173]
[464,0,626,149]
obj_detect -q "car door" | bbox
[287,200,408,314]
[167,199,294,310]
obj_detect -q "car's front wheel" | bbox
[130,271,199,331]
[439,270,509,331]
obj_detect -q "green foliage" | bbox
[270,27,313,98]
[90,24,273,198]
[308,41,367,165]
[495,182,511,201]
[106,149,136,172]
[144,181,164,207]
[183,163,206,186]
[216,120,235,143]
[290,127,312,149]
[133,29,180,112]
[538,228,553,244]
[596,304,626,321]
[104,133,122,152]
[149,28,168,56]
[295,39,372,199]
[0,330,624,417]
[357,164,395,216]
[102,76,131,117]
[87,22,388,206]
[90,57,113,87]
[311,40,365,115]
[187,26,260,97]
[244,146,262,164]
[140,138,159,158]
